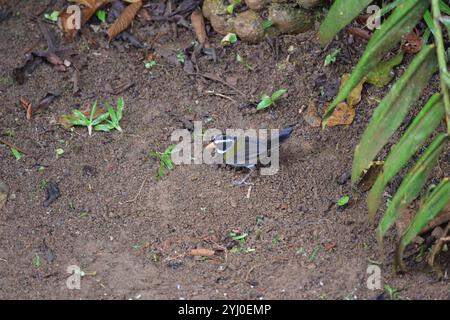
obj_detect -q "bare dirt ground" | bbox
[0,0,449,300]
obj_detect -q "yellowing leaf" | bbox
[340,73,365,107]
[327,102,355,127]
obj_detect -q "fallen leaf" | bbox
[327,102,355,127]
[191,8,210,48]
[190,248,215,257]
[107,0,142,41]
[19,97,33,120]
[347,27,371,41]
[340,73,365,107]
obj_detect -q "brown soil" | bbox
[0,1,449,300]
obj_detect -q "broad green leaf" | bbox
[71,109,88,122]
[319,0,373,46]
[94,124,114,132]
[117,97,124,121]
[263,19,273,30]
[379,0,407,16]
[338,196,350,206]
[439,0,450,14]
[256,96,272,110]
[367,94,445,221]
[423,10,435,35]
[271,89,287,101]
[10,147,22,160]
[377,133,447,244]
[91,112,110,126]
[323,0,430,125]
[395,177,450,271]
[366,52,404,87]
[352,45,438,185]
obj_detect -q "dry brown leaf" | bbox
[402,29,422,54]
[327,102,355,127]
[107,0,142,41]
[19,97,32,120]
[190,248,215,257]
[191,8,210,48]
[340,73,365,107]
[68,0,94,8]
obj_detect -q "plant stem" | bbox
[432,0,450,135]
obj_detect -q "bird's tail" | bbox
[276,127,293,144]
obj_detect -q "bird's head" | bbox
[205,135,235,154]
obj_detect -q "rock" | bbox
[203,0,234,35]
[268,3,314,34]
[233,10,265,43]
[245,0,270,11]
[295,0,323,9]
[0,181,8,210]
[303,104,321,127]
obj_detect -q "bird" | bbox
[205,127,294,185]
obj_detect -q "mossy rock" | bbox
[203,0,235,35]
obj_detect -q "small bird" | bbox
[205,127,294,185]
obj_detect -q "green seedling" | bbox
[262,19,273,30]
[144,60,157,69]
[148,144,176,179]
[33,253,41,268]
[68,101,109,136]
[96,9,107,23]
[39,179,48,190]
[384,284,400,300]
[55,148,64,157]
[308,245,320,262]
[337,195,350,206]
[176,51,186,64]
[94,97,124,133]
[230,231,248,243]
[10,147,22,161]
[324,48,341,66]
[226,0,241,14]
[221,33,237,46]
[256,89,287,111]
[44,10,59,22]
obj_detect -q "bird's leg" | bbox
[232,167,255,187]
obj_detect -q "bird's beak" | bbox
[205,142,216,151]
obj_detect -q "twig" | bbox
[197,72,248,97]
[0,138,29,155]
[204,90,237,103]
[121,175,149,204]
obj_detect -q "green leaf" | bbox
[366,94,445,222]
[256,96,272,110]
[352,45,438,185]
[91,112,110,126]
[94,124,114,132]
[226,4,235,14]
[439,0,450,14]
[323,0,430,125]
[221,33,237,45]
[116,97,124,121]
[366,52,404,87]
[44,10,59,22]
[324,48,341,66]
[271,89,287,101]
[263,19,273,30]
[395,177,450,271]
[423,10,436,35]
[71,109,88,122]
[96,9,107,23]
[377,133,447,244]
[319,0,374,46]
[338,195,350,206]
[107,106,117,123]
[90,101,98,121]
[10,147,22,160]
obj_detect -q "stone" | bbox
[233,10,265,43]
[268,3,314,34]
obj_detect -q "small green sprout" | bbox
[148,144,176,179]
[226,0,241,14]
[176,51,186,64]
[308,245,320,262]
[256,89,287,111]
[221,33,238,46]
[55,148,64,157]
[33,253,41,268]
[236,54,253,70]
[96,9,107,23]
[324,48,341,66]
[10,147,23,161]
[144,60,157,69]
[68,101,109,136]
[262,19,273,30]
[384,284,400,300]
[44,10,59,22]
[230,231,248,243]
[94,97,124,133]
[337,195,350,207]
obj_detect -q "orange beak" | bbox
[205,142,216,151]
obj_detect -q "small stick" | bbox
[121,175,149,204]
[205,90,236,103]
[197,73,248,97]
[0,139,29,155]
